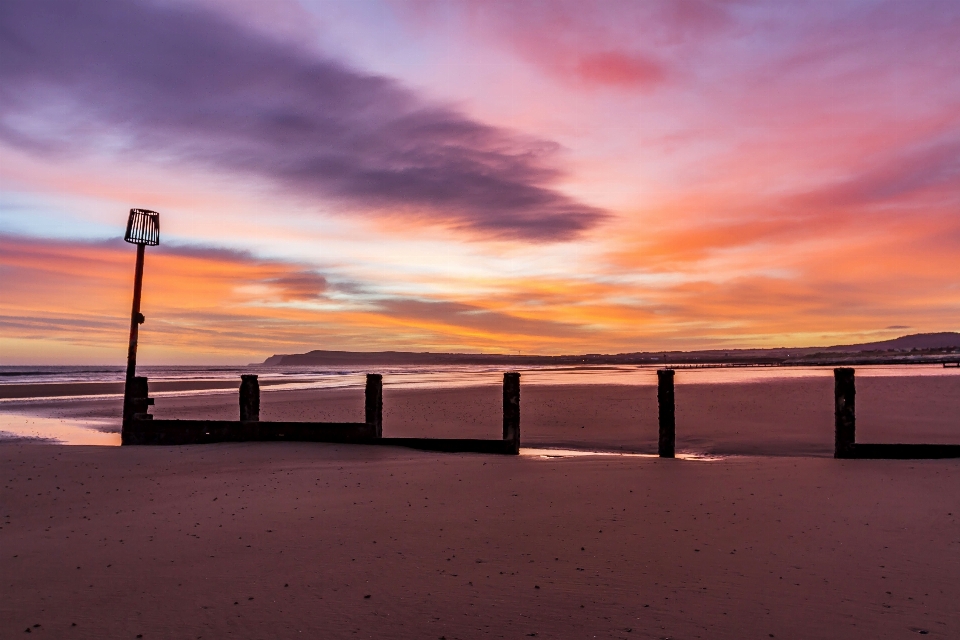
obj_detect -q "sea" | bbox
[1,363,957,446]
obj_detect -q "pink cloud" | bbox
[573,51,666,88]
[393,0,725,91]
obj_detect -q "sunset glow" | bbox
[2,0,958,363]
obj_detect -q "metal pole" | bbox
[123,243,145,421]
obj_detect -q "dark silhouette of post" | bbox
[122,209,159,425]
[365,374,383,437]
[121,376,154,443]
[128,376,153,417]
[240,375,260,422]
[122,242,146,425]
[834,367,856,458]
[503,372,520,455]
[120,376,153,444]
[658,369,675,458]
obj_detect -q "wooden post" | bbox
[121,376,153,443]
[658,369,675,458]
[834,367,856,459]
[365,374,383,438]
[128,376,153,419]
[240,374,260,422]
[503,372,520,455]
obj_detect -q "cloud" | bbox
[0,0,605,241]
[795,138,960,210]
[265,272,329,301]
[375,298,584,340]
[574,51,666,88]
[397,0,736,90]
[0,233,591,358]
[0,232,340,321]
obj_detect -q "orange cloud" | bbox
[0,235,603,361]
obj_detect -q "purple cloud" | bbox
[796,138,960,210]
[376,299,584,339]
[156,242,330,300]
[0,0,605,241]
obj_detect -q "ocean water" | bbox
[1,363,957,446]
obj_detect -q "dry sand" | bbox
[2,377,959,638]
[3,443,959,639]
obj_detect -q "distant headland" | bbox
[263,332,960,367]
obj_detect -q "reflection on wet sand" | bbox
[0,413,119,446]
[520,447,724,461]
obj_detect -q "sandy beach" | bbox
[1,375,959,637]
[5,0,960,636]
[3,440,959,639]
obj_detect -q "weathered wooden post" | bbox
[240,374,260,422]
[365,374,383,437]
[127,376,153,417]
[657,369,676,458]
[121,376,153,444]
[834,367,856,459]
[503,372,520,455]
[121,209,160,426]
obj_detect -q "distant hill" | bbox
[821,332,960,352]
[263,332,960,367]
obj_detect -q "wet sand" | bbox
[0,377,320,400]
[2,442,959,639]
[6,375,960,456]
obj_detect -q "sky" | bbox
[1,0,958,364]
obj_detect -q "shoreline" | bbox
[0,377,330,400]
[1,362,957,403]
